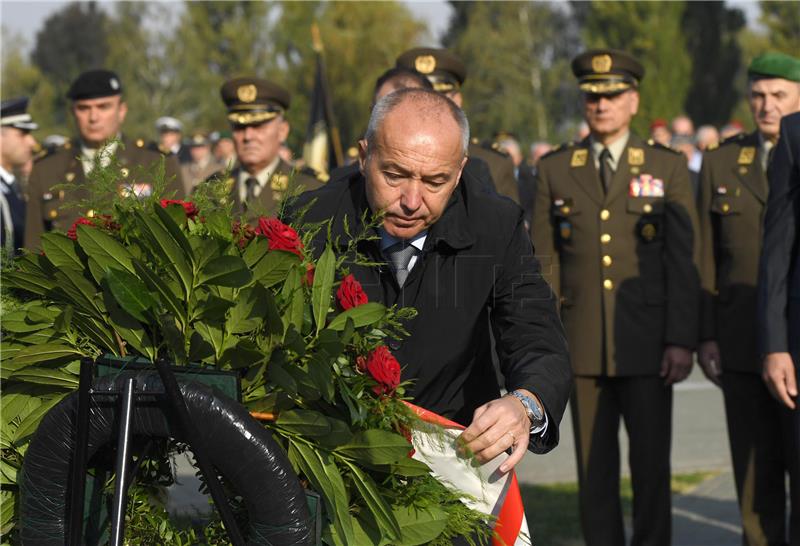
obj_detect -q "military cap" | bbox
[66,69,123,101]
[571,49,645,94]
[748,52,800,82]
[220,77,290,126]
[1,97,38,131]
[155,116,183,133]
[188,132,209,146]
[395,48,467,93]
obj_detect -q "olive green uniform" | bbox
[468,141,520,203]
[533,133,700,545]
[210,159,325,220]
[699,131,793,546]
[24,137,184,249]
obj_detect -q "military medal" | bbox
[641,223,657,241]
[559,221,572,241]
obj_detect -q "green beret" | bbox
[396,48,467,93]
[220,77,290,126]
[748,52,800,82]
[571,49,645,95]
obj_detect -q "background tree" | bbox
[682,2,746,127]
[759,1,800,54]
[31,1,109,127]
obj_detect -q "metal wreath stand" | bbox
[17,356,316,546]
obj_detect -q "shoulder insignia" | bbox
[570,149,588,167]
[706,142,719,151]
[737,147,755,165]
[471,137,479,145]
[270,173,290,192]
[646,140,682,155]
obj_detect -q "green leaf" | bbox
[198,255,252,288]
[252,250,299,287]
[307,353,335,402]
[103,287,156,361]
[311,245,336,334]
[153,201,195,259]
[335,429,413,465]
[2,270,55,296]
[289,440,354,544]
[9,344,83,369]
[227,285,268,334]
[276,409,332,437]
[71,313,117,354]
[75,224,136,274]
[384,457,431,477]
[1,459,18,485]
[1,490,16,535]
[316,417,354,448]
[105,268,157,323]
[53,268,102,318]
[219,339,266,369]
[40,232,83,270]
[204,210,233,240]
[53,305,74,333]
[392,505,448,546]
[159,314,187,365]
[194,322,225,361]
[133,260,186,324]
[265,351,297,395]
[343,460,401,540]
[12,394,68,444]
[1,311,51,333]
[9,367,80,389]
[242,237,270,267]
[328,302,387,331]
[134,208,193,296]
[281,267,305,333]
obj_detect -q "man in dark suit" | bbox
[759,108,800,545]
[0,97,38,257]
[24,69,184,249]
[699,52,800,546]
[208,77,324,219]
[532,49,700,546]
[395,47,520,204]
[288,88,571,470]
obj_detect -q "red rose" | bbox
[160,199,198,220]
[256,217,303,257]
[303,263,316,287]
[67,217,94,240]
[366,345,401,396]
[336,274,368,310]
[355,355,368,373]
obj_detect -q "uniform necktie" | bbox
[599,147,613,193]
[245,177,259,202]
[386,242,417,288]
[762,140,774,173]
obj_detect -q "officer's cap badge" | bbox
[592,54,613,73]
[237,84,258,103]
[415,55,436,74]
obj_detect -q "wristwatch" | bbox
[508,390,545,432]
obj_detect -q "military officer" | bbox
[395,47,520,203]
[532,49,700,546]
[180,132,222,194]
[698,52,800,546]
[1,97,38,257]
[155,116,191,164]
[24,69,184,249]
[209,77,325,219]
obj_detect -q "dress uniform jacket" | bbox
[469,142,520,204]
[213,159,325,219]
[286,167,572,453]
[0,172,26,254]
[699,131,767,372]
[532,133,700,376]
[24,137,184,249]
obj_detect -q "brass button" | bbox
[561,206,571,214]
[601,233,612,244]
[643,203,653,214]
[603,279,614,290]
[722,203,730,213]
[600,209,610,221]
[602,255,613,267]
[49,210,58,219]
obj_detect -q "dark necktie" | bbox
[386,242,417,288]
[245,177,259,203]
[599,148,613,193]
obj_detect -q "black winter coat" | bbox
[286,168,572,453]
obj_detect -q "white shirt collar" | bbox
[238,156,281,201]
[0,166,14,185]
[590,131,630,171]
[378,228,427,252]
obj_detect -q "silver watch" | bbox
[508,390,544,432]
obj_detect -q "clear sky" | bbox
[0,0,453,53]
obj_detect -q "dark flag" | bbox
[303,24,343,175]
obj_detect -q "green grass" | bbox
[519,471,719,546]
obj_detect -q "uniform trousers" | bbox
[572,375,672,546]
[722,371,800,546]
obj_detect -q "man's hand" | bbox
[457,393,533,474]
[697,340,722,387]
[660,345,693,385]
[762,352,797,409]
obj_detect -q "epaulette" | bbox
[718,132,747,147]
[299,165,329,183]
[540,141,573,160]
[646,138,682,155]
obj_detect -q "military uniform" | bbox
[533,50,700,546]
[24,137,184,249]
[1,97,37,256]
[699,52,800,546]
[468,140,520,203]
